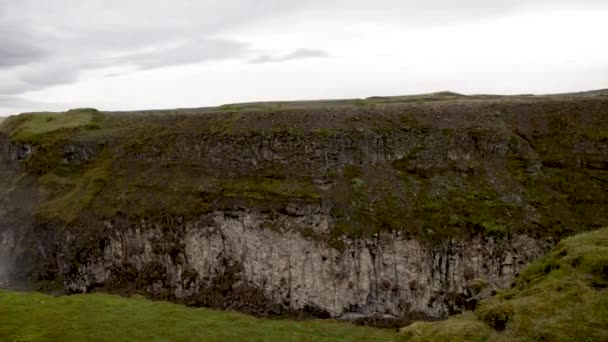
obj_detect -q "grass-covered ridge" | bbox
[0,291,395,341]
[398,227,608,341]
[0,96,607,247]
[0,108,102,143]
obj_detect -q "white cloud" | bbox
[1,1,607,114]
[249,49,329,64]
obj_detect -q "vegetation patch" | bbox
[398,228,608,341]
[313,127,339,137]
[0,108,102,143]
[219,177,321,201]
[217,104,245,112]
[39,159,112,222]
[0,291,395,341]
[351,99,369,107]
[1,97,606,246]
[207,112,243,135]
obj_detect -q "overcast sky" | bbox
[1,0,608,115]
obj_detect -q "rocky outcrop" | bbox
[0,97,607,324]
[0,209,549,321]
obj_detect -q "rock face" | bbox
[0,208,548,320]
[0,97,607,322]
[0,209,547,322]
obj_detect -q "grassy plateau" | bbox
[1,96,607,247]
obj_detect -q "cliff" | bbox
[398,227,608,341]
[1,93,607,324]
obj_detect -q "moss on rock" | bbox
[398,227,608,341]
[1,96,607,246]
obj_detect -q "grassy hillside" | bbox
[398,227,608,341]
[0,291,395,341]
[1,98,606,246]
[0,108,101,142]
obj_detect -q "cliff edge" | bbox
[1,92,607,324]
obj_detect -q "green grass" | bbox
[0,108,101,142]
[39,158,112,222]
[398,227,608,342]
[397,313,491,342]
[0,291,395,342]
[220,177,321,200]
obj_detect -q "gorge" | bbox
[1,92,606,325]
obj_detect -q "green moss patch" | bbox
[219,177,321,200]
[39,159,112,222]
[0,108,101,143]
[398,228,608,341]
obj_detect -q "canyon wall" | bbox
[0,97,606,322]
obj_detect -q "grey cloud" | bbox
[0,26,47,68]
[249,49,329,64]
[104,72,126,78]
[248,55,274,64]
[18,62,80,88]
[0,60,82,95]
[0,95,43,108]
[0,0,606,99]
[0,1,308,95]
[0,95,65,113]
[287,49,330,59]
[0,40,45,69]
[107,39,249,70]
